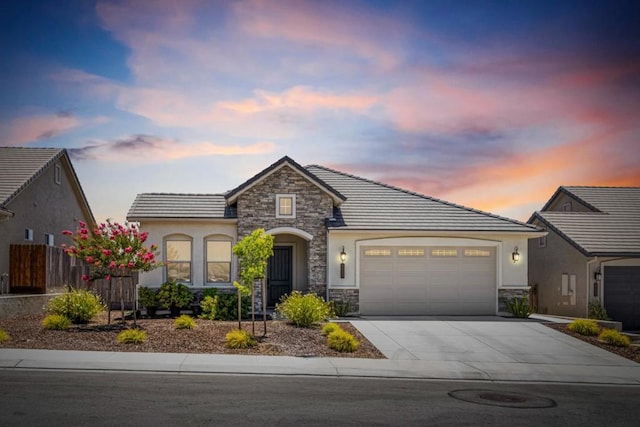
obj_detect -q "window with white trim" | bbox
[54,164,62,185]
[206,239,232,283]
[45,233,54,246]
[25,228,33,241]
[276,194,296,218]
[165,238,192,283]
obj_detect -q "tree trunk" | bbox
[237,289,242,330]
[251,284,255,336]
[107,277,112,325]
[262,278,267,337]
[119,275,125,325]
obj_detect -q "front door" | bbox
[267,246,293,306]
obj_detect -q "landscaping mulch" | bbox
[545,323,640,363]
[0,313,385,359]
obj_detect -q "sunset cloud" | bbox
[0,113,82,146]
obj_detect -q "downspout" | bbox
[585,256,598,318]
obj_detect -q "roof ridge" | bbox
[137,192,225,196]
[563,185,640,189]
[307,164,538,230]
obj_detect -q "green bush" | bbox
[157,280,193,312]
[598,329,630,347]
[505,297,531,318]
[117,329,147,344]
[0,328,9,343]
[138,286,159,309]
[47,289,105,324]
[327,329,359,352]
[199,295,219,320]
[216,293,250,321]
[225,329,257,349]
[276,291,332,327]
[567,319,600,336]
[588,302,611,321]
[330,298,352,317]
[42,314,71,330]
[174,314,197,330]
[322,323,342,336]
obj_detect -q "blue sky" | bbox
[1,0,639,223]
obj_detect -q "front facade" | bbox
[128,156,542,315]
[0,147,95,288]
[528,186,640,330]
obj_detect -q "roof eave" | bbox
[530,213,591,256]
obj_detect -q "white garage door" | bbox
[359,246,496,315]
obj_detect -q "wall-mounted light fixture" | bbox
[594,269,602,282]
[512,247,520,263]
[340,246,347,279]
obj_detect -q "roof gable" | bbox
[224,156,346,206]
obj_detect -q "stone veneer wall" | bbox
[235,165,334,296]
[498,288,531,313]
[328,288,359,314]
[0,294,58,319]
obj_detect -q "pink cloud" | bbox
[0,114,82,146]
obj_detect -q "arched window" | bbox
[205,235,232,284]
[165,234,192,283]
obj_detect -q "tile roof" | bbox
[127,159,540,233]
[0,147,64,206]
[127,193,233,220]
[308,165,540,233]
[530,186,640,256]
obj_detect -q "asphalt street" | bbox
[1,370,639,426]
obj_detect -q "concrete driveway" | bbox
[349,316,640,383]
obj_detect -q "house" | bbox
[0,147,95,291]
[127,156,542,316]
[528,186,640,330]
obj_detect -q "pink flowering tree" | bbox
[62,220,160,325]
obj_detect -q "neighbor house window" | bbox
[54,164,62,185]
[539,235,547,248]
[206,239,232,283]
[25,228,33,241]
[562,202,572,212]
[45,233,54,246]
[276,194,296,218]
[165,238,192,283]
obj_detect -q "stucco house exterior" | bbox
[0,147,95,290]
[127,156,542,316]
[528,186,640,330]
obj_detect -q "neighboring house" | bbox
[0,147,95,288]
[528,186,640,330]
[127,156,542,316]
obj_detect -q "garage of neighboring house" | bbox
[359,245,497,315]
[603,266,640,331]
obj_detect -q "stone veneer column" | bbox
[234,165,334,297]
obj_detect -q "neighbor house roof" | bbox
[529,186,640,256]
[127,158,540,234]
[0,147,95,225]
[308,165,540,233]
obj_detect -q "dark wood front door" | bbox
[267,246,292,306]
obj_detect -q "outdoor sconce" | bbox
[340,246,347,279]
[594,269,602,282]
[511,247,520,263]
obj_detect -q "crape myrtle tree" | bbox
[62,220,161,326]
[232,228,274,335]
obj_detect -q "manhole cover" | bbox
[448,389,557,409]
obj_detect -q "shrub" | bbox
[598,329,630,347]
[117,329,147,344]
[157,280,193,312]
[588,302,611,320]
[42,314,71,330]
[216,293,250,321]
[567,319,600,336]
[47,289,105,324]
[175,314,197,330]
[276,291,332,327]
[199,295,219,320]
[225,329,257,349]
[138,286,159,309]
[330,298,352,317]
[505,297,531,318]
[327,329,359,352]
[322,323,342,336]
[0,328,9,343]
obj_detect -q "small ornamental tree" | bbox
[62,220,160,325]
[232,228,274,334]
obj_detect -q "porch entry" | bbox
[267,246,292,306]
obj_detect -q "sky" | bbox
[1,0,639,224]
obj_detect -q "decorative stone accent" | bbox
[328,288,360,314]
[498,287,531,312]
[0,294,57,319]
[235,165,334,297]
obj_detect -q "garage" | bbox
[604,266,640,331]
[359,246,497,315]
